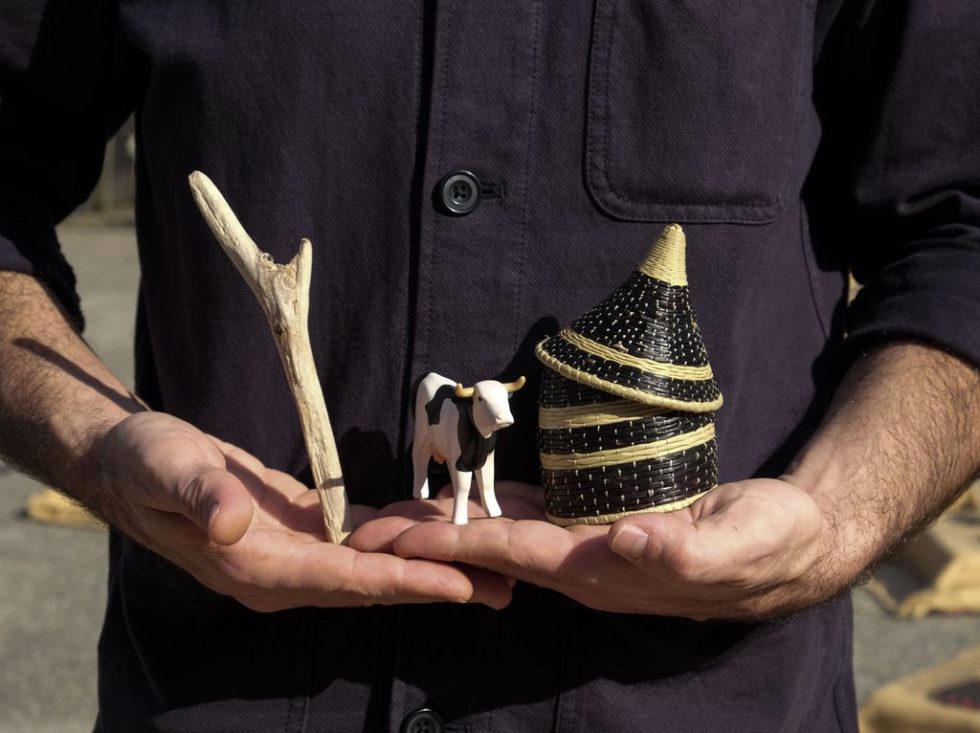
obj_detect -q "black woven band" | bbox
[539,369,619,408]
[538,411,713,454]
[543,440,717,518]
[571,271,709,367]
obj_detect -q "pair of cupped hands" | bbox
[98,411,827,620]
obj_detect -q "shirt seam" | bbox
[511,0,543,357]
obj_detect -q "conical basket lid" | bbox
[536,224,722,413]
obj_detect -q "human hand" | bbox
[90,412,512,612]
[350,479,826,620]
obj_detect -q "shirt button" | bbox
[400,707,444,733]
[438,170,481,215]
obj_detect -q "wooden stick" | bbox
[188,171,351,543]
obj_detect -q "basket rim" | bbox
[545,487,714,525]
[536,341,723,413]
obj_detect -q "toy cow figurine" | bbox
[413,372,526,525]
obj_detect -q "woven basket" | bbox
[538,369,717,524]
[536,225,721,525]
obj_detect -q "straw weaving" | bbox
[536,225,723,524]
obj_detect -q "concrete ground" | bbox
[0,222,137,733]
[1,222,979,731]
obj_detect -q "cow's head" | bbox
[455,376,526,438]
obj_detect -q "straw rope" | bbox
[538,400,668,429]
[545,487,712,525]
[539,423,715,470]
[536,345,723,412]
[558,330,714,380]
[636,224,687,286]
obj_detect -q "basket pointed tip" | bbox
[638,224,687,286]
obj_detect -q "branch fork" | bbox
[188,171,351,543]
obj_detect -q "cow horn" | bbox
[455,383,475,399]
[504,375,527,393]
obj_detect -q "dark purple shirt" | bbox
[2,1,979,731]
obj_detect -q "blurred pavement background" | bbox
[0,222,136,733]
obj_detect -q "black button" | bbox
[401,708,444,733]
[438,170,481,215]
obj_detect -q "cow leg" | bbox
[448,466,473,525]
[474,456,502,518]
[411,439,431,500]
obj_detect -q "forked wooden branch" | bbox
[188,171,351,543]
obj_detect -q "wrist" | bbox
[0,271,148,521]
[82,396,147,472]
[781,341,980,593]
[782,436,877,592]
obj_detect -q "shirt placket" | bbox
[392,0,543,731]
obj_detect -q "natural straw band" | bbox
[558,330,714,381]
[536,343,723,412]
[545,488,712,525]
[539,423,715,470]
[636,224,687,287]
[538,400,668,429]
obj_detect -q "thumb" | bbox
[608,513,697,571]
[176,466,254,545]
[609,522,652,561]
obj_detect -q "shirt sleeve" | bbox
[815,0,980,368]
[0,0,140,330]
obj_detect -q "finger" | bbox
[265,546,511,609]
[235,465,330,535]
[392,519,579,584]
[138,507,210,554]
[175,465,254,545]
[277,488,341,536]
[607,501,783,586]
[375,498,453,521]
[349,503,379,527]
[376,557,512,609]
[143,511,514,612]
[457,566,513,610]
[346,514,421,553]
[608,512,702,577]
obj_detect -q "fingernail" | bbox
[611,525,649,560]
[505,576,517,588]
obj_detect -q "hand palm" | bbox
[352,478,824,619]
[100,412,512,612]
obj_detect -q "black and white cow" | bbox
[412,372,526,525]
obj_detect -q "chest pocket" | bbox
[585,0,813,223]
